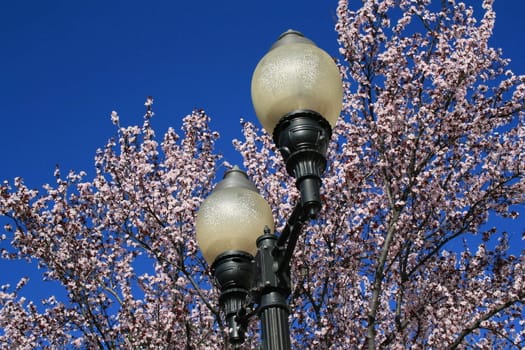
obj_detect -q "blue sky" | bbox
[0,1,523,185]
[0,0,344,185]
[0,0,524,317]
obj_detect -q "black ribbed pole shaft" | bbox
[260,292,291,350]
[255,234,292,350]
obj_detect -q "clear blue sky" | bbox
[1,1,523,185]
[0,0,345,184]
[0,0,523,313]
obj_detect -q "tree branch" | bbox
[449,296,524,349]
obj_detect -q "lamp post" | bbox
[196,30,343,349]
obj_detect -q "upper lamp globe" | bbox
[251,30,343,134]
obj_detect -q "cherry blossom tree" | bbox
[1,102,228,349]
[1,0,524,349]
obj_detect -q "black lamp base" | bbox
[273,110,332,218]
[211,251,254,345]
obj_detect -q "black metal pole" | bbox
[260,293,291,350]
[255,234,292,350]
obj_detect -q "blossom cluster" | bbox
[1,105,229,348]
[234,0,524,348]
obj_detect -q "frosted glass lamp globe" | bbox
[251,30,343,134]
[196,167,274,264]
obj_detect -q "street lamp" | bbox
[251,29,343,218]
[196,166,274,344]
[196,30,342,349]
